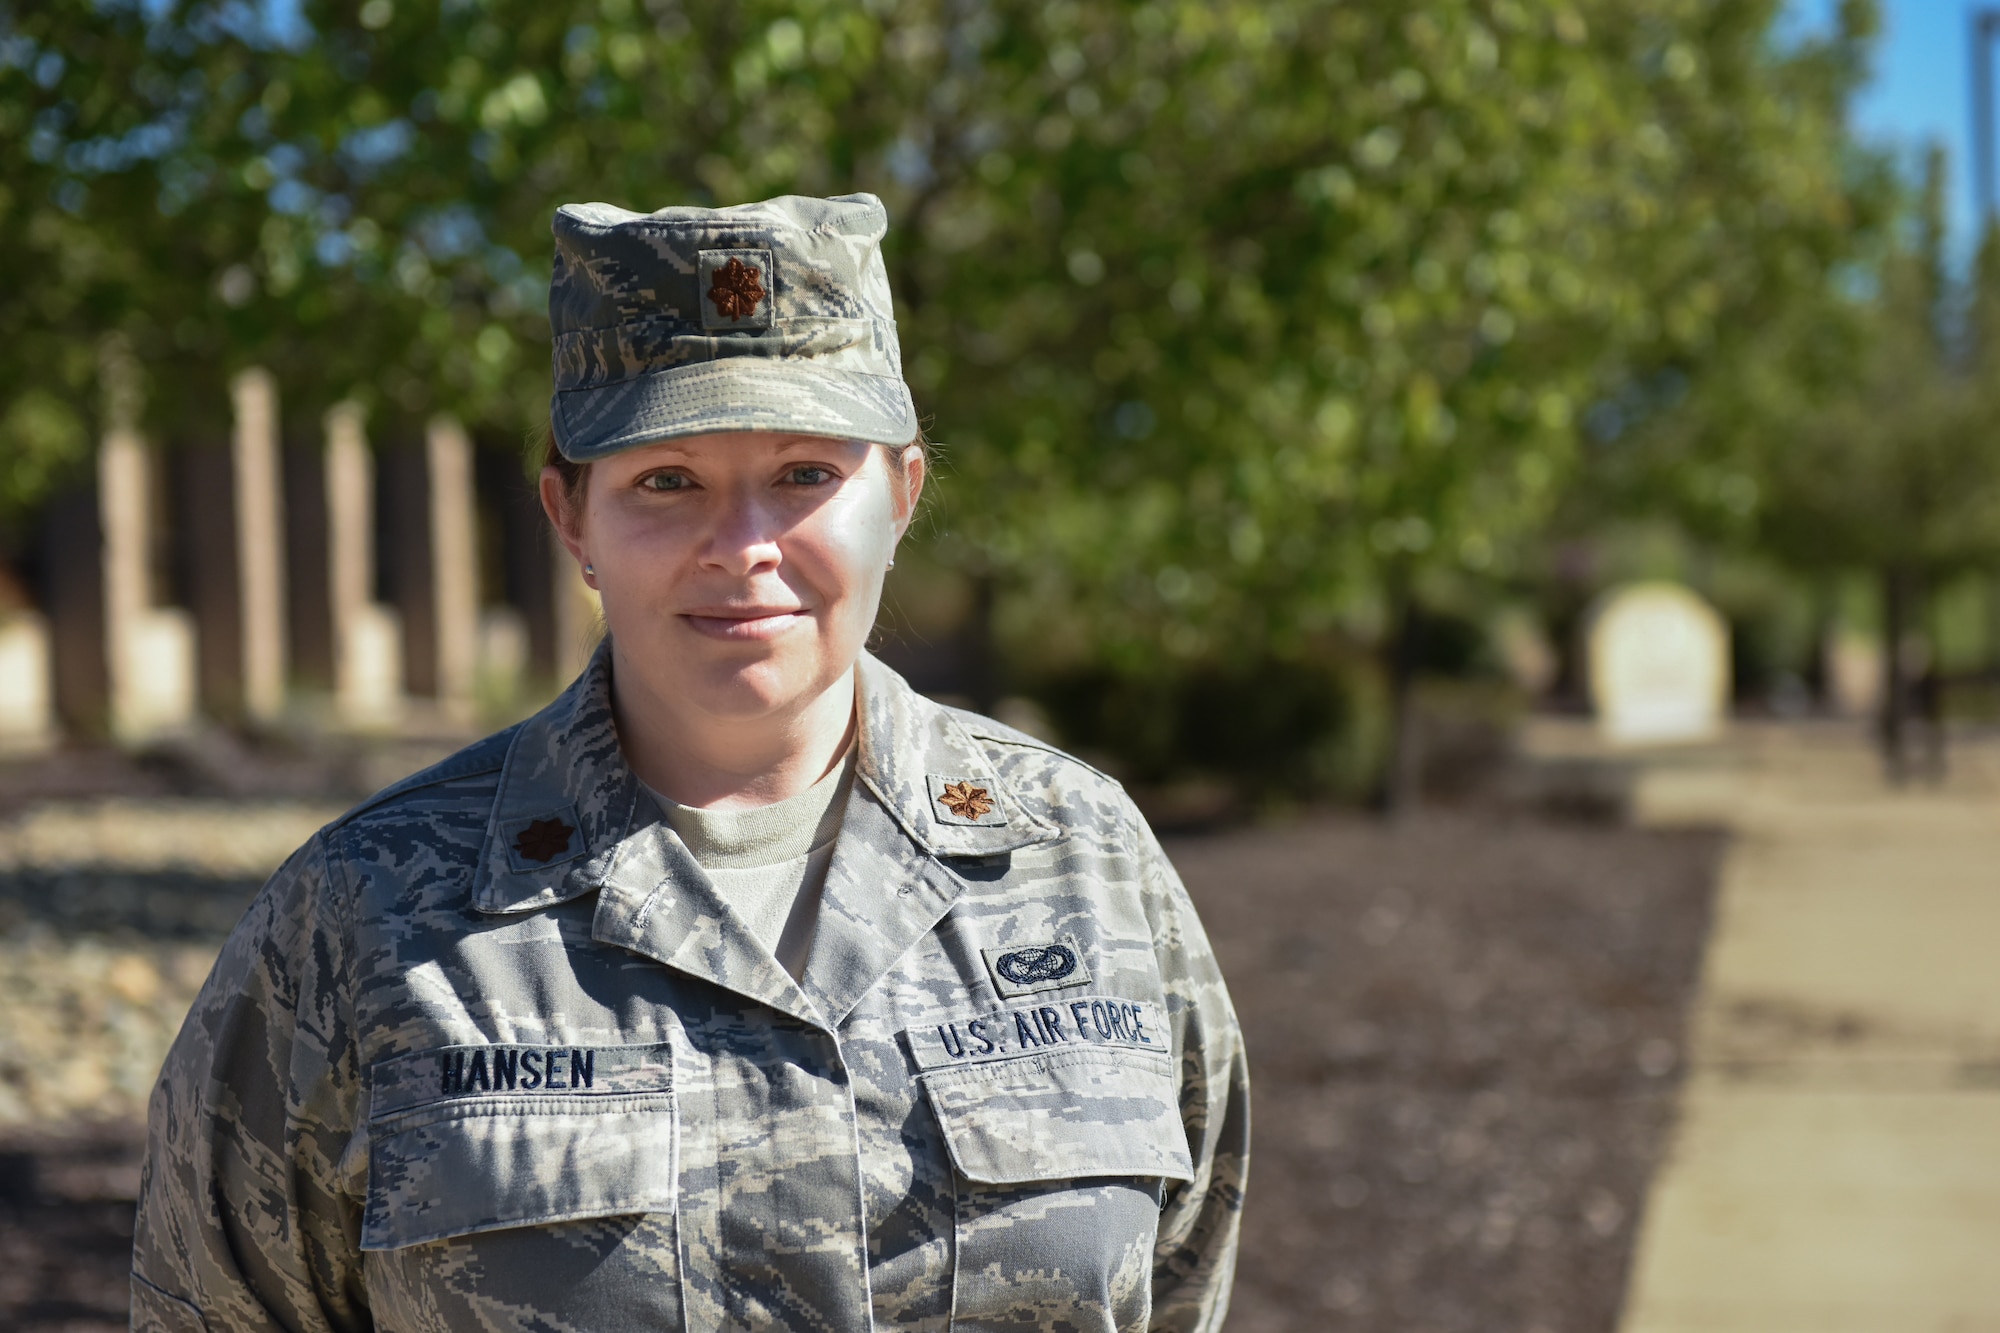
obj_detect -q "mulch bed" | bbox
[0,808,1721,1332]
[1175,812,1724,1333]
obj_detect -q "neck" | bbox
[609,646,858,810]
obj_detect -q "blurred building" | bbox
[0,369,599,749]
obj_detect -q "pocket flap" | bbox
[922,1047,1195,1186]
[363,1041,675,1251]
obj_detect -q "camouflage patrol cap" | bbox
[546,193,917,462]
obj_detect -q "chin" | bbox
[675,649,825,720]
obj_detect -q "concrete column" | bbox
[101,429,196,743]
[231,368,286,723]
[325,402,403,728]
[0,611,54,751]
[427,416,480,726]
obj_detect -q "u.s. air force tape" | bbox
[902,995,1163,1072]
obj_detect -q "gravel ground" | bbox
[0,797,1721,1332]
[0,800,341,1126]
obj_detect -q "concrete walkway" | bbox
[1616,725,2000,1333]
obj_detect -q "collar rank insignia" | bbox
[927,774,1006,827]
[937,780,993,821]
[513,816,577,865]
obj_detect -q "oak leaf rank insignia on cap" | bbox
[700,250,773,329]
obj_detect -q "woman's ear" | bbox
[539,466,594,585]
[890,443,927,539]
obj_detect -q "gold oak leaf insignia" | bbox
[937,781,995,821]
[707,257,767,320]
[514,816,576,864]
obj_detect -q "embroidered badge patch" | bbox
[927,773,1008,827]
[698,248,775,330]
[982,935,1094,998]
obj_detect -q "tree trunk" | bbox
[1919,574,1947,781]
[1987,568,2000,685]
[1880,566,1911,784]
[1804,578,1833,713]
[1377,577,1422,816]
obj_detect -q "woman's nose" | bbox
[699,497,785,574]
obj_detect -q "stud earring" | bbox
[886,557,896,570]
[583,562,595,576]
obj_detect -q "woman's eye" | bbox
[788,465,832,485]
[641,472,688,492]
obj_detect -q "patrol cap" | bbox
[547,192,917,462]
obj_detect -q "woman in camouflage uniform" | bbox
[134,194,1248,1333]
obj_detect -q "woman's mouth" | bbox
[680,608,810,641]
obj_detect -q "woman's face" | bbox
[543,431,923,724]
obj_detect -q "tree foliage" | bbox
[1761,152,2000,579]
[3,0,1890,779]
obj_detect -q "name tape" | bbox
[368,1041,673,1120]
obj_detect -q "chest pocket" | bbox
[921,1045,1195,1186]
[922,1045,1192,1333]
[361,1041,677,1251]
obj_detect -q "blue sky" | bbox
[1797,1,1982,243]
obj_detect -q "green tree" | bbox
[4,0,1887,799]
[1757,148,2000,779]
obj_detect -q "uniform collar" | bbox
[471,644,1058,918]
[850,651,1061,859]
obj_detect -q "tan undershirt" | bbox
[647,748,855,981]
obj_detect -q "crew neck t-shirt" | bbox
[647,748,855,981]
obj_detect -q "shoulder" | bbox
[318,725,518,866]
[941,705,1150,845]
[943,706,1113,782]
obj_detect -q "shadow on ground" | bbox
[0,870,264,940]
[0,805,1722,1332]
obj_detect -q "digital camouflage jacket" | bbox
[132,649,1249,1333]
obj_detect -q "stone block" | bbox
[1589,582,1730,746]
